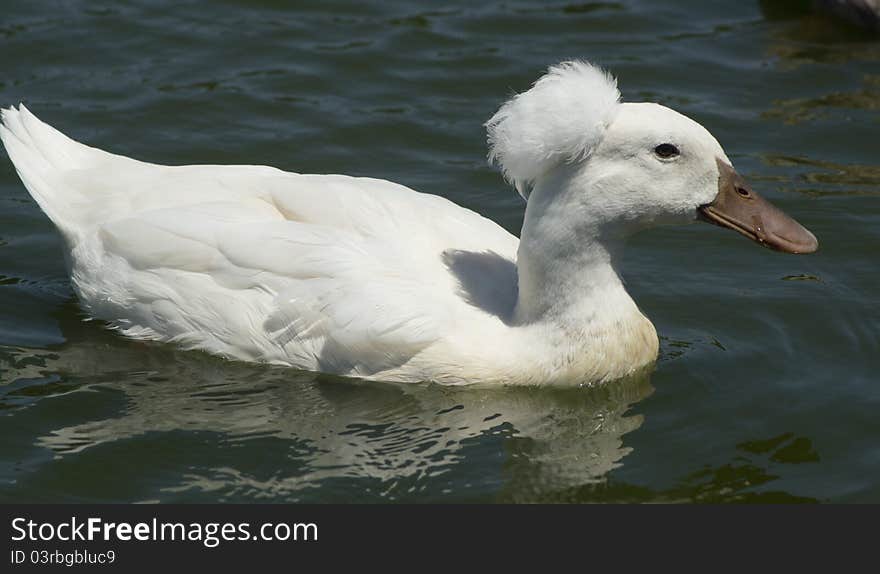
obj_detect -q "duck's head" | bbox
[486,61,818,254]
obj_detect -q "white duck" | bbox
[0,61,818,386]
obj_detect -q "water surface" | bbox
[1,0,878,502]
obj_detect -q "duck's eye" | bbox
[654,143,680,159]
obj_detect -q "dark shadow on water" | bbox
[760,0,880,33]
[759,0,880,73]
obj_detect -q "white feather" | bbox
[485,60,621,199]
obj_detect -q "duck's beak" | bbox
[697,159,818,254]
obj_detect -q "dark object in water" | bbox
[818,0,880,30]
[760,0,880,31]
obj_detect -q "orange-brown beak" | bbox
[698,159,818,254]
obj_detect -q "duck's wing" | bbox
[94,174,518,377]
[1,106,519,377]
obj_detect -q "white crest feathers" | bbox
[485,61,621,199]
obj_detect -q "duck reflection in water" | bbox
[2,305,822,503]
[1,312,652,501]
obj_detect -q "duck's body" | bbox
[1,62,816,386]
[0,106,655,385]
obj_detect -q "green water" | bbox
[1,0,878,503]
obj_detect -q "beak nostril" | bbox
[735,187,751,198]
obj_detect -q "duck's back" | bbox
[0,106,520,381]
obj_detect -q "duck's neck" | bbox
[512,175,640,331]
[506,169,659,383]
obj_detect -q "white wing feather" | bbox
[1,105,519,379]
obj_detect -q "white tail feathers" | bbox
[0,105,111,241]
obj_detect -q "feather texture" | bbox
[1,105,526,382]
[485,60,620,199]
